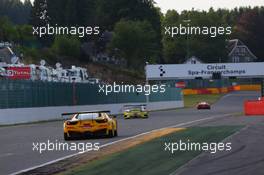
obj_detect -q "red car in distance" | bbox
[197,102,211,110]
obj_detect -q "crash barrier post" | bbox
[244,98,264,116]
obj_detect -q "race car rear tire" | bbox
[64,133,70,141]
[108,129,114,138]
[114,129,118,137]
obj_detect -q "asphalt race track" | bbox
[0,91,259,175]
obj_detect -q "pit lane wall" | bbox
[0,80,183,125]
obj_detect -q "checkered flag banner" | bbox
[159,65,166,77]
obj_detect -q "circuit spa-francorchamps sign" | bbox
[146,62,264,80]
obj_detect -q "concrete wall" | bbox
[0,100,184,125]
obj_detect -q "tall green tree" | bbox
[0,0,32,24]
[46,0,66,25]
[30,0,52,46]
[95,0,162,56]
[109,20,159,68]
[52,35,81,58]
[0,16,19,42]
[30,0,50,26]
[162,9,229,63]
[234,8,264,61]
[46,0,95,26]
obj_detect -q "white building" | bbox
[227,39,257,63]
[184,56,203,64]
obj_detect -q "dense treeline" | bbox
[0,0,264,68]
[29,0,162,67]
[234,8,264,62]
[0,0,32,24]
[162,7,264,63]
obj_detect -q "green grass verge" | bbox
[62,126,242,175]
[184,94,224,108]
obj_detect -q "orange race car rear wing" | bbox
[61,110,114,120]
[61,110,111,116]
[123,104,147,112]
[123,104,146,107]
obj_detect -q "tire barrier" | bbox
[183,87,234,95]
[239,85,261,91]
[183,85,261,95]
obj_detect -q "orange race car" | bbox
[62,111,118,140]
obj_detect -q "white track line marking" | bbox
[221,93,259,99]
[0,153,14,158]
[10,113,233,175]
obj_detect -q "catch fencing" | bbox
[0,80,182,109]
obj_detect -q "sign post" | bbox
[145,62,149,105]
[261,79,264,97]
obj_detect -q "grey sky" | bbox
[154,0,264,13]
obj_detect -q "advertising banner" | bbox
[146,62,264,80]
[6,67,31,80]
[175,81,186,88]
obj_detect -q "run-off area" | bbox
[59,126,242,175]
